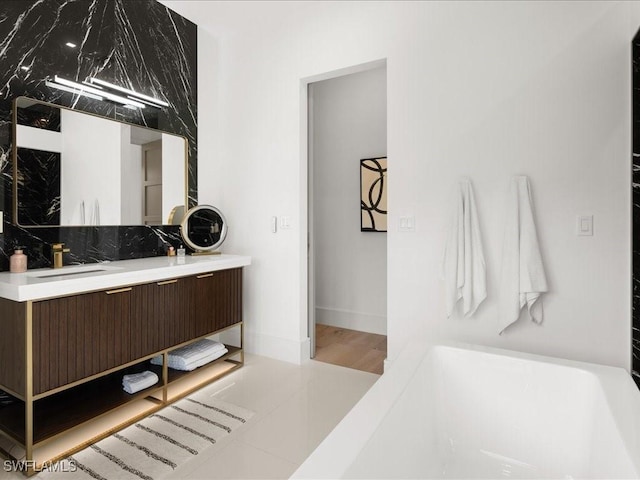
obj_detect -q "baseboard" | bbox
[383,358,392,374]
[244,330,309,365]
[315,307,386,335]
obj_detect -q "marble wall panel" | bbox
[0,0,197,269]
[16,148,61,226]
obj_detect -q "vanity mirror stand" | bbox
[180,205,228,255]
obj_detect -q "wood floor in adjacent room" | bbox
[313,324,387,375]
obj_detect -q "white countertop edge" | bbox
[0,254,251,302]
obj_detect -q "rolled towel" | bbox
[151,339,227,371]
[122,370,159,395]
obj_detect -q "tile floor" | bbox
[0,354,379,480]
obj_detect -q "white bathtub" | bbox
[293,342,640,479]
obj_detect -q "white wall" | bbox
[162,133,187,222]
[121,125,142,225]
[163,0,640,370]
[311,68,387,335]
[61,110,121,225]
[15,125,62,152]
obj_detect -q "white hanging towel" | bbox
[442,178,487,317]
[89,199,100,226]
[94,199,100,226]
[498,176,548,334]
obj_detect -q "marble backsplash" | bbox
[0,0,197,270]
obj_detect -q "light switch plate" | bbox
[577,215,593,236]
[399,215,415,232]
[0,211,3,234]
[280,216,291,229]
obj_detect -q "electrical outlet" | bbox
[577,215,593,236]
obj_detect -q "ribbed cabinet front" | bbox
[32,289,132,395]
[130,279,190,359]
[29,267,243,396]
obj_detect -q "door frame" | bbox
[300,58,387,359]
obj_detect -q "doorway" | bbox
[307,64,387,374]
[141,140,162,225]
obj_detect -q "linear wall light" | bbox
[44,80,104,101]
[88,77,169,108]
[54,76,146,108]
[46,75,167,110]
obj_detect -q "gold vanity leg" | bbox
[162,352,168,404]
[240,322,244,365]
[25,301,34,475]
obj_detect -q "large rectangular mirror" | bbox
[12,97,188,227]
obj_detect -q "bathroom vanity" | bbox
[0,254,250,474]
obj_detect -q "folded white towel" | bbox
[150,339,227,371]
[151,347,228,371]
[498,176,548,334]
[176,348,228,371]
[442,178,487,317]
[122,370,159,395]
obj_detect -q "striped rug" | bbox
[39,393,254,480]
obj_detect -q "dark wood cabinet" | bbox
[131,279,190,359]
[187,267,243,337]
[32,287,132,395]
[0,298,26,396]
[29,268,243,395]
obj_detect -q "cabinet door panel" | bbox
[130,279,190,358]
[32,290,131,395]
[190,268,242,336]
[0,298,26,396]
[218,267,243,330]
[131,283,161,357]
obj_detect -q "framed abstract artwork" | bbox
[360,157,387,232]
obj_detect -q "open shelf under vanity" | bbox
[0,335,243,472]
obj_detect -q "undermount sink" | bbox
[27,264,122,279]
[189,254,223,260]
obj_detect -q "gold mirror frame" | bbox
[12,96,189,228]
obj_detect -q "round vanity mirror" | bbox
[180,205,227,254]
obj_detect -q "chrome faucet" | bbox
[52,243,70,269]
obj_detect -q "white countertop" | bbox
[0,254,251,302]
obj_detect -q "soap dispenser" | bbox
[10,247,27,273]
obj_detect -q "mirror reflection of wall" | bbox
[14,98,187,227]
